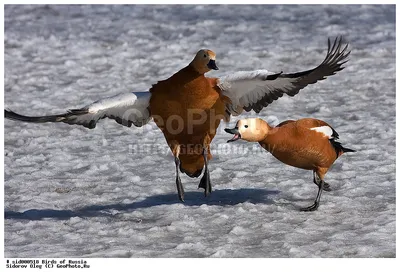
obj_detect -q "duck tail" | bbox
[178,154,205,178]
[329,139,356,157]
[341,147,356,153]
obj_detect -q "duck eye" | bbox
[244,125,248,128]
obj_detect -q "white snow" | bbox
[4,5,395,258]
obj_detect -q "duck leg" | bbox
[198,147,212,197]
[313,171,331,191]
[301,172,323,212]
[171,142,184,202]
[175,157,185,202]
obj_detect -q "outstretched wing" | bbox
[218,36,350,115]
[5,92,151,129]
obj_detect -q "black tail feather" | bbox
[329,139,356,157]
[341,147,356,153]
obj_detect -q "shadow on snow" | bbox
[5,188,279,221]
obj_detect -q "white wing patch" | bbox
[310,126,333,138]
[57,91,151,128]
[81,92,151,127]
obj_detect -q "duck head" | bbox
[225,118,270,143]
[190,49,218,74]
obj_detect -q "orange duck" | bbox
[5,37,350,202]
[225,118,355,211]
[149,50,226,200]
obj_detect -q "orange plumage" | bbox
[263,118,340,173]
[149,65,225,176]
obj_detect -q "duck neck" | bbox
[258,123,278,152]
[188,60,210,75]
[171,65,203,83]
[182,64,203,77]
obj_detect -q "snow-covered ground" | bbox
[4,5,395,257]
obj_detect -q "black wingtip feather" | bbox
[247,36,350,112]
[5,109,64,123]
[68,108,90,115]
[265,71,283,80]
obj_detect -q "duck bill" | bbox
[207,59,219,70]
[225,127,241,142]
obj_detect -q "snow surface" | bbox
[4,5,395,258]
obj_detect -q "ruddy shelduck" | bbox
[5,37,350,202]
[225,118,355,211]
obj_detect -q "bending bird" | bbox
[225,117,355,211]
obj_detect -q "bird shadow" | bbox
[5,188,280,221]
